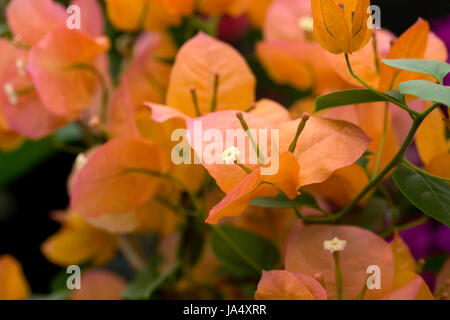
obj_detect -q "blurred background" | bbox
[0,0,449,294]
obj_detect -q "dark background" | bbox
[0,0,449,294]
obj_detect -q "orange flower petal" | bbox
[249,99,291,124]
[311,0,351,54]
[70,137,163,218]
[416,107,448,165]
[255,270,327,300]
[285,224,395,300]
[390,231,416,274]
[379,18,429,91]
[385,270,434,300]
[426,153,450,181]
[27,28,110,116]
[71,0,105,37]
[0,255,30,300]
[279,115,370,186]
[306,164,370,206]
[42,212,117,266]
[0,39,71,139]
[186,110,275,193]
[326,30,395,88]
[167,33,255,117]
[206,152,300,224]
[263,0,312,42]
[350,0,372,52]
[161,0,194,15]
[247,0,273,29]
[105,0,147,31]
[6,0,65,46]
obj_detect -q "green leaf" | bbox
[398,80,450,107]
[383,59,450,83]
[315,89,403,112]
[0,138,57,186]
[393,167,450,227]
[211,225,280,277]
[122,263,180,300]
[250,191,319,209]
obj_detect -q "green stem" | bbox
[356,276,369,300]
[372,33,380,75]
[303,103,441,223]
[372,102,389,179]
[190,87,202,117]
[402,157,450,183]
[381,216,429,238]
[288,113,310,153]
[344,54,419,118]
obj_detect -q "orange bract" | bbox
[0,255,30,300]
[311,0,372,54]
[42,211,117,266]
[206,152,300,224]
[167,33,255,116]
[283,224,433,300]
[6,0,66,46]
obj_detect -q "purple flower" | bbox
[431,14,450,85]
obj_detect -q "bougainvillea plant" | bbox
[0,0,449,301]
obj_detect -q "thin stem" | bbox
[190,87,202,117]
[381,216,429,238]
[372,102,389,179]
[356,276,370,300]
[288,113,310,153]
[65,63,109,124]
[333,252,344,300]
[402,157,450,183]
[344,54,419,118]
[236,162,253,174]
[210,73,219,113]
[236,112,266,165]
[372,33,380,75]
[117,235,147,272]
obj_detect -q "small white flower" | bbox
[222,146,240,164]
[4,83,18,105]
[298,16,314,33]
[15,58,26,77]
[74,153,88,171]
[323,236,347,253]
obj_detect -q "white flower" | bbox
[323,236,347,253]
[222,146,240,164]
[298,16,314,33]
[15,59,26,77]
[3,83,18,105]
